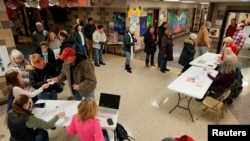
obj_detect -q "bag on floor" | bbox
[114,123,134,141]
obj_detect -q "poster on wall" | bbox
[128,7,141,24]
[167,9,189,34]
[209,28,220,37]
[0,45,11,76]
[113,12,126,35]
[140,16,147,36]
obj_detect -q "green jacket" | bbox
[123,31,135,52]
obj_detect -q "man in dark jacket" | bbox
[48,48,97,100]
[157,22,168,67]
[84,17,96,60]
[29,53,59,100]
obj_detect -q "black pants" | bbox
[145,52,155,65]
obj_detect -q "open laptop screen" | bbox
[99,93,120,109]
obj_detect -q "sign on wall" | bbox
[0,45,10,76]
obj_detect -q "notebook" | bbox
[98,93,121,118]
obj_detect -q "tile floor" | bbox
[0,33,250,141]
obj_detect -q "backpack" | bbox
[114,123,134,141]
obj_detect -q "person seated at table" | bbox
[220,37,238,61]
[222,48,238,66]
[66,98,109,141]
[7,94,65,141]
[178,33,197,75]
[201,59,235,100]
[5,68,49,112]
[8,49,35,93]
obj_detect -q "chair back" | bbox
[217,89,231,101]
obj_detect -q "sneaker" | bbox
[151,64,156,66]
[100,62,106,65]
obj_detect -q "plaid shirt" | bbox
[232,30,246,50]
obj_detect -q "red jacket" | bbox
[220,42,238,60]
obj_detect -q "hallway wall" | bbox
[0,0,16,103]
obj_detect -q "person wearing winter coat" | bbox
[178,33,197,75]
[123,26,137,73]
[143,26,157,67]
[159,28,173,73]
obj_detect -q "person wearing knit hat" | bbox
[123,25,137,73]
[178,33,197,75]
[196,21,211,57]
[84,17,96,61]
[48,47,97,100]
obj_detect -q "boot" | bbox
[94,62,100,67]
[145,61,149,67]
[99,61,106,65]
[125,64,132,70]
[126,65,132,73]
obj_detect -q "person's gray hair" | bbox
[9,49,25,63]
[224,48,238,65]
[220,59,236,74]
[205,21,211,28]
[35,22,42,27]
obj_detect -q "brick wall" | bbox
[0,1,15,104]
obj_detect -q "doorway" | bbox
[218,11,250,58]
[147,9,159,31]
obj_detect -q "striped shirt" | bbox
[232,30,246,50]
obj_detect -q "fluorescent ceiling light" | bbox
[181,1,195,3]
[200,2,210,4]
[163,0,180,2]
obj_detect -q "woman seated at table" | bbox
[66,98,109,141]
[220,37,238,61]
[5,68,49,112]
[7,94,65,141]
[206,59,236,99]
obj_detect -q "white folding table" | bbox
[32,100,118,129]
[167,66,218,122]
[190,52,221,69]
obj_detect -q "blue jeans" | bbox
[73,90,95,100]
[37,92,57,100]
[81,45,88,56]
[35,129,49,141]
[157,53,160,66]
[160,57,167,71]
[94,48,103,63]
[124,51,131,65]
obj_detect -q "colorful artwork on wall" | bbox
[128,7,141,25]
[113,12,126,35]
[167,9,189,34]
[140,16,147,36]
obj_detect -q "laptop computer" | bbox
[98,93,121,117]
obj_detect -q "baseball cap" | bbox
[59,48,76,60]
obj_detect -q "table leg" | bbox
[169,93,194,122]
[169,93,181,113]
